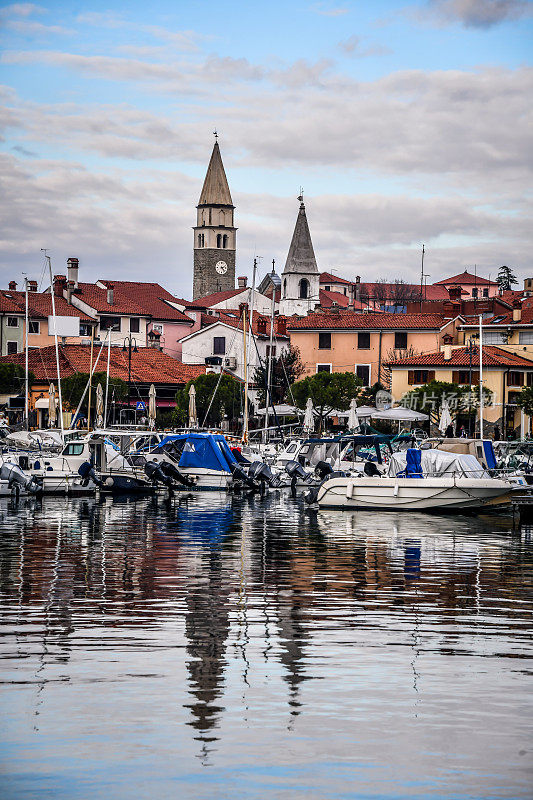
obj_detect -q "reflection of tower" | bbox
[184,549,231,756]
[193,140,237,299]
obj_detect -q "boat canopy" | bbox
[388,448,489,479]
[155,432,237,473]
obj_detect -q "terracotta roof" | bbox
[74,281,192,322]
[0,291,27,314]
[5,291,95,322]
[186,288,246,308]
[434,270,498,286]
[0,345,206,385]
[216,310,289,338]
[358,282,449,301]
[320,272,354,286]
[319,289,351,308]
[287,313,447,330]
[388,345,533,369]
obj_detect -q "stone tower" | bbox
[193,141,237,299]
[279,197,320,316]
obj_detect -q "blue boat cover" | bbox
[156,432,237,473]
[405,448,423,478]
[482,440,497,469]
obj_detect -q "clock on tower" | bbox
[193,140,237,299]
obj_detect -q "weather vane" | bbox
[298,187,304,202]
[213,129,218,141]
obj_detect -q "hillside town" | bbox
[1,141,530,438]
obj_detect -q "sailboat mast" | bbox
[44,253,64,438]
[243,257,258,444]
[263,260,276,443]
[24,276,29,430]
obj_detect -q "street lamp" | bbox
[466,335,478,436]
[122,336,138,412]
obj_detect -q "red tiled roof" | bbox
[0,291,27,314]
[6,291,95,322]
[434,270,498,286]
[73,281,192,322]
[388,345,533,368]
[319,289,351,308]
[358,282,449,301]
[216,310,289,338]
[0,345,206,385]
[320,272,354,286]
[185,288,246,308]
[287,313,447,330]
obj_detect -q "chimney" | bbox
[67,280,75,303]
[237,276,247,289]
[443,343,452,361]
[8,281,17,291]
[107,284,114,305]
[53,275,66,297]
[28,280,38,292]
[443,300,453,315]
[449,286,462,302]
[276,317,287,336]
[67,257,79,289]
[513,299,522,322]
[256,316,267,335]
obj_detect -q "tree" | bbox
[252,345,305,407]
[61,372,128,413]
[0,363,33,394]
[291,371,362,431]
[401,380,492,427]
[371,279,421,311]
[516,386,533,417]
[176,373,243,427]
[497,265,518,292]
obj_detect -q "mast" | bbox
[242,257,258,444]
[44,252,64,438]
[104,326,112,427]
[479,313,483,439]
[263,260,276,443]
[87,325,95,430]
[420,244,425,311]
[24,276,29,430]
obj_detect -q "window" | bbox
[355,364,370,386]
[198,233,205,247]
[483,288,489,298]
[408,369,435,385]
[130,318,140,333]
[325,285,330,291]
[395,331,408,350]
[28,320,40,334]
[213,336,226,355]
[100,316,121,331]
[266,345,277,358]
[63,443,84,456]
[316,364,331,373]
[519,331,533,345]
[219,210,225,226]
[454,370,479,385]
[343,288,347,295]
[79,323,92,336]
[472,288,478,298]
[217,234,222,248]
[357,332,370,349]
[484,330,507,344]
[222,234,228,248]
[318,332,331,349]
[7,317,18,328]
[299,279,309,299]
[6,341,17,354]
[508,371,524,387]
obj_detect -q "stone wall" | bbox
[193,248,236,300]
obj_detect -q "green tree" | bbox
[401,380,492,427]
[291,371,362,431]
[516,386,533,417]
[497,265,518,292]
[176,373,243,428]
[252,345,305,406]
[61,372,128,414]
[0,363,33,394]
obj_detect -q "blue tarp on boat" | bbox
[155,432,237,473]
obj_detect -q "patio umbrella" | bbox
[95,383,104,428]
[148,384,157,429]
[372,407,429,422]
[48,382,56,428]
[438,399,453,434]
[188,384,198,429]
[303,397,314,433]
[347,398,360,431]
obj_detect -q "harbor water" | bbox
[0,493,532,799]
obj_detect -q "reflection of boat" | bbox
[175,493,234,544]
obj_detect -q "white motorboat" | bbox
[306,448,513,512]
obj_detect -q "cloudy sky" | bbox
[1,0,531,297]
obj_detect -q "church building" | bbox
[279,197,320,316]
[193,141,237,300]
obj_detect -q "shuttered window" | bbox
[408,369,435,385]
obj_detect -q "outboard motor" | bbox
[0,462,42,496]
[230,461,259,492]
[78,460,103,488]
[363,460,382,477]
[304,469,348,506]
[285,459,314,498]
[247,461,281,494]
[314,460,333,481]
[159,460,196,488]
[144,459,173,488]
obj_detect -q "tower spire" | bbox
[283,197,318,275]
[198,141,233,206]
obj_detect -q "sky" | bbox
[0,0,532,298]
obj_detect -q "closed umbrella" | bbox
[48,382,56,428]
[347,398,360,431]
[438,399,453,434]
[188,384,198,429]
[303,397,314,433]
[148,384,157,430]
[95,383,104,429]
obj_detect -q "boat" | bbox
[305,447,513,512]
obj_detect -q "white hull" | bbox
[315,476,512,511]
[178,467,232,491]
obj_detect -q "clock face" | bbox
[215,260,228,275]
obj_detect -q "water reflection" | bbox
[0,494,532,797]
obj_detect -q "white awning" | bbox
[35,398,50,409]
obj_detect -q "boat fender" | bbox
[345,481,353,499]
[105,477,114,487]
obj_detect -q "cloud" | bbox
[4,19,74,35]
[0,4,45,18]
[424,0,533,28]
[311,3,349,16]
[75,11,204,52]
[338,34,392,56]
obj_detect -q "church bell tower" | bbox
[193,139,237,299]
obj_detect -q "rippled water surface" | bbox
[0,493,532,799]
